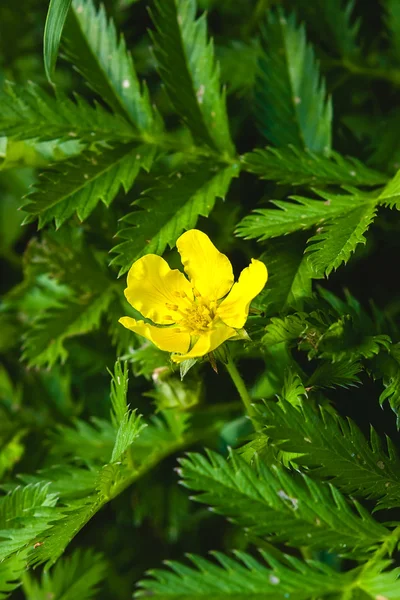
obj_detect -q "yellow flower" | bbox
[119,229,268,363]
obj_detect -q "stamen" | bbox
[164,315,175,320]
[165,303,179,311]
[193,288,201,298]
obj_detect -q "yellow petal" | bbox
[216,259,268,328]
[125,254,193,324]
[119,317,191,354]
[176,229,234,301]
[171,324,236,363]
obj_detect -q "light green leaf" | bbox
[378,168,400,209]
[255,9,332,153]
[0,553,27,599]
[43,0,72,82]
[136,549,353,599]
[306,202,377,277]
[150,0,234,155]
[243,146,387,187]
[111,163,238,275]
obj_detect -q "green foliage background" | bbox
[2,0,400,598]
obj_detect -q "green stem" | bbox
[224,355,256,426]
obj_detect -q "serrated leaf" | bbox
[135,549,353,599]
[255,9,332,153]
[306,202,377,277]
[307,359,362,389]
[258,399,400,505]
[43,0,72,82]
[235,188,379,242]
[64,0,156,131]
[0,82,135,143]
[262,313,308,347]
[0,483,60,561]
[0,553,27,599]
[22,143,154,228]
[180,450,389,555]
[111,163,237,275]
[254,234,313,315]
[22,548,107,600]
[294,0,360,58]
[22,288,116,368]
[378,168,400,209]
[243,146,387,187]
[150,0,234,155]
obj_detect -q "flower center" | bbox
[180,301,214,333]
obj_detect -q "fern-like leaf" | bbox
[378,168,400,209]
[294,0,360,58]
[111,164,237,275]
[179,450,389,555]
[254,234,313,315]
[0,553,27,599]
[22,289,116,368]
[150,0,234,155]
[255,9,332,153]
[22,143,154,228]
[0,82,135,143]
[0,483,60,561]
[258,399,400,505]
[243,146,387,186]
[136,549,353,599]
[306,202,377,277]
[24,548,106,600]
[235,188,378,242]
[64,0,156,132]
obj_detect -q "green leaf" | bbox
[111,163,238,275]
[306,202,377,277]
[255,9,332,153]
[0,483,60,561]
[136,549,353,599]
[150,0,234,155]
[64,0,156,131]
[307,358,362,389]
[22,288,116,368]
[378,168,400,209]
[179,450,389,555]
[262,313,308,347]
[23,548,107,600]
[217,40,259,97]
[235,188,379,242]
[242,146,387,187]
[385,0,400,62]
[0,553,27,599]
[258,398,400,505]
[294,0,360,58]
[22,143,155,228]
[109,362,146,463]
[43,0,72,82]
[254,234,313,315]
[0,82,135,143]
